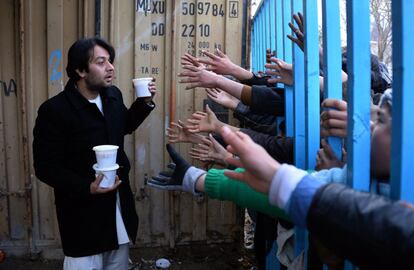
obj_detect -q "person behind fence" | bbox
[33,37,157,270]
[147,89,411,268]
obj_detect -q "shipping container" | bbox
[0,0,248,258]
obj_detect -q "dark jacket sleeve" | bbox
[249,86,285,116]
[240,128,293,164]
[125,98,155,134]
[234,102,278,136]
[239,73,270,86]
[307,183,414,269]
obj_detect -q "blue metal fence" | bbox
[251,0,413,269]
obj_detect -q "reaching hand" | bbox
[178,64,220,90]
[287,12,305,51]
[167,120,205,144]
[181,53,203,68]
[315,139,345,171]
[265,58,293,85]
[198,49,238,76]
[220,127,280,194]
[147,144,205,194]
[186,104,223,133]
[147,144,190,190]
[320,99,348,138]
[189,134,231,165]
[206,88,239,110]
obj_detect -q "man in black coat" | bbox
[33,37,156,269]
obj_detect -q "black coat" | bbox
[308,183,414,269]
[33,79,154,257]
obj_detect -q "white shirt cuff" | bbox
[268,164,308,208]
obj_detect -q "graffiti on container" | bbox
[49,50,62,82]
[181,2,224,17]
[0,79,17,97]
[140,66,160,75]
[136,0,165,16]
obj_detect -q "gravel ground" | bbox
[0,243,256,270]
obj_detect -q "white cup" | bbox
[93,163,119,188]
[132,77,152,98]
[92,145,119,168]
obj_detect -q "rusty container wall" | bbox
[0,0,246,257]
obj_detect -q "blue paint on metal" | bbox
[283,0,294,137]
[276,0,284,60]
[346,0,371,191]
[49,49,62,82]
[292,0,305,170]
[322,0,343,160]
[390,0,414,202]
[270,0,277,52]
[304,0,320,170]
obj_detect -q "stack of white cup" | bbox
[92,145,119,188]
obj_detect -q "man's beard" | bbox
[86,78,110,93]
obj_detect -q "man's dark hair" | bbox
[66,37,115,81]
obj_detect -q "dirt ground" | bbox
[0,243,256,270]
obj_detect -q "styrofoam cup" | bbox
[93,164,119,188]
[92,145,119,168]
[132,77,152,98]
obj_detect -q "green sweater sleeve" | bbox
[204,168,290,221]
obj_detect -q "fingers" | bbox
[206,88,219,99]
[215,48,225,57]
[321,139,336,160]
[224,156,243,168]
[267,77,282,84]
[201,50,220,60]
[321,99,347,111]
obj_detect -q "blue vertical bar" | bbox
[252,23,256,72]
[270,0,276,52]
[390,0,414,202]
[292,0,305,169]
[304,0,320,170]
[292,0,306,264]
[322,0,342,159]
[283,0,293,137]
[265,0,271,56]
[261,8,266,69]
[345,0,370,191]
[276,0,284,60]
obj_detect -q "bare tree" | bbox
[370,0,392,64]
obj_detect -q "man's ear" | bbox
[75,69,87,79]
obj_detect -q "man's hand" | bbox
[167,120,205,144]
[287,12,305,51]
[220,127,280,194]
[181,53,203,67]
[206,88,239,110]
[189,134,232,165]
[186,104,223,133]
[265,58,293,85]
[198,49,238,76]
[320,99,348,138]
[178,64,220,90]
[90,174,122,194]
